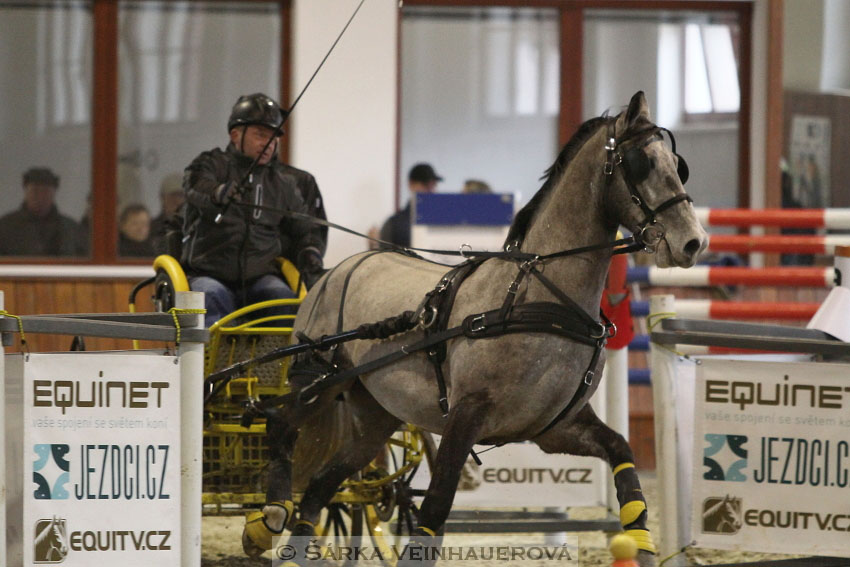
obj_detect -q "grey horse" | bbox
[245,91,708,567]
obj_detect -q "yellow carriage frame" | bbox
[142,255,427,548]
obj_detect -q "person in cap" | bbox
[0,167,83,257]
[150,172,187,255]
[181,93,325,327]
[378,162,443,249]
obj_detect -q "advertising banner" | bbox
[691,358,850,557]
[22,353,181,566]
[410,441,607,508]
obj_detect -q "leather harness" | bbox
[235,119,696,436]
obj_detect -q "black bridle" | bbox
[604,121,692,252]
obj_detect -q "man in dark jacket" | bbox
[0,167,83,257]
[181,93,325,327]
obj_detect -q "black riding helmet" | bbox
[227,93,286,134]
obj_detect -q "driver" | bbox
[181,93,325,327]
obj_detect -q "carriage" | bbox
[131,253,432,557]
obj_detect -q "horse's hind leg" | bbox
[242,405,300,557]
[293,381,402,535]
[534,403,657,567]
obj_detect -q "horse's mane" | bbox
[505,114,614,247]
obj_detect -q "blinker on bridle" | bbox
[604,120,692,252]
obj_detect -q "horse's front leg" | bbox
[400,392,491,567]
[533,403,657,567]
[242,406,299,558]
[283,380,401,561]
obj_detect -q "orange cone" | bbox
[610,533,639,567]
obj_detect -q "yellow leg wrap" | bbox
[619,500,647,527]
[624,529,656,554]
[244,500,293,551]
[415,526,436,537]
[613,462,635,476]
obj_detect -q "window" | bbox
[401,6,559,205]
[0,1,92,259]
[584,9,744,210]
[481,9,559,118]
[684,23,740,117]
[117,1,281,259]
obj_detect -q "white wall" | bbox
[782,0,825,91]
[290,0,397,266]
[820,0,850,91]
[783,0,850,92]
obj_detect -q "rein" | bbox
[236,200,648,261]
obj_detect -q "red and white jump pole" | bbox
[707,234,850,254]
[628,266,835,287]
[630,299,820,320]
[694,207,850,228]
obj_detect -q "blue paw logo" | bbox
[33,445,70,500]
[703,434,747,482]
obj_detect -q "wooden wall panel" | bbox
[1,279,164,353]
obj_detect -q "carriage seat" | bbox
[152,254,306,399]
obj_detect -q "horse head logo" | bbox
[34,516,69,563]
[702,495,743,534]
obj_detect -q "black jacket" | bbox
[279,163,328,256]
[379,202,411,249]
[0,204,83,257]
[181,144,324,286]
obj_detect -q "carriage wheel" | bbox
[153,272,176,312]
[360,428,435,566]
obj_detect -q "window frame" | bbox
[681,18,742,124]
[0,0,292,266]
[399,0,752,210]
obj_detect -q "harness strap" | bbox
[532,336,606,439]
[421,260,485,415]
[248,300,607,417]
[336,251,382,334]
[528,268,605,333]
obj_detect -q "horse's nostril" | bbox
[684,238,702,257]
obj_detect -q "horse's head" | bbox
[605,91,708,268]
[51,518,69,554]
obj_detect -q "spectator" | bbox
[118,203,155,257]
[462,179,492,194]
[181,92,325,327]
[150,172,186,255]
[0,167,82,257]
[377,162,443,249]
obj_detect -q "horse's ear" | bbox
[625,91,650,126]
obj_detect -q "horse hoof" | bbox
[241,528,266,559]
